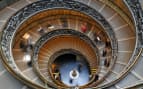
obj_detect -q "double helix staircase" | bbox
[0,0,142,89]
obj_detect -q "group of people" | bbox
[19,33,33,67]
[103,41,111,68]
[20,36,33,53]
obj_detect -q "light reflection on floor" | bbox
[54,54,90,86]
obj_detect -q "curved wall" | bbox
[0,0,142,89]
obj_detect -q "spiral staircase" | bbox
[0,0,143,89]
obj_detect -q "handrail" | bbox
[0,0,117,88]
[96,48,143,88]
[32,29,99,88]
[13,13,104,44]
[94,0,143,88]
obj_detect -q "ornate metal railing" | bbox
[33,29,98,55]
[96,0,143,88]
[33,29,100,88]
[0,0,117,88]
[121,0,143,88]
[1,0,141,88]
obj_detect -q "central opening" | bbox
[51,51,91,87]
